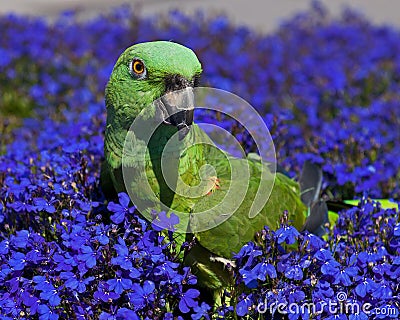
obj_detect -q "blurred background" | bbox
[1,0,400,32]
[1,0,399,200]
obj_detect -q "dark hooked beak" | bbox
[158,87,194,140]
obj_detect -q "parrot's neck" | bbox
[104,97,153,166]
[104,102,182,207]
[148,124,182,208]
[104,114,128,169]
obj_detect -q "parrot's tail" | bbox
[298,161,322,207]
[296,160,327,236]
[295,160,356,236]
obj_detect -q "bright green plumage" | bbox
[102,41,306,293]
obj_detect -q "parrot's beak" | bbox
[160,87,194,140]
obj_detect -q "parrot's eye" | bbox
[129,58,147,79]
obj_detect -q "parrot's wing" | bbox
[190,158,306,258]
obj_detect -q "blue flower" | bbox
[288,289,305,304]
[236,294,253,317]
[11,230,29,248]
[234,242,262,260]
[77,245,97,268]
[276,226,300,244]
[60,272,94,293]
[253,261,277,281]
[0,47,12,67]
[325,314,348,320]
[372,281,393,300]
[288,301,310,320]
[107,275,132,294]
[179,288,200,313]
[39,285,61,306]
[21,292,40,315]
[349,312,368,320]
[314,248,334,261]
[33,276,53,291]
[111,237,135,271]
[152,211,180,232]
[128,280,155,310]
[34,198,56,213]
[358,251,380,264]
[8,200,34,212]
[0,240,10,255]
[94,283,120,302]
[313,280,334,300]
[38,304,59,320]
[99,308,140,320]
[0,202,4,224]
[321,259,341,276]
[284,264,303,280]
[116,308,140,320]
[333,266,359,286]
[107,192,135,224]
[93,224,109,245]
[191,302,211,320]
[239,267,258,288]
[63,141,89,153]
[8,252,26,270]
[355,278,377,298]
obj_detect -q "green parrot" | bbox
[101,41,327,295]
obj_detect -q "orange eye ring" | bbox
[132,59,145,75]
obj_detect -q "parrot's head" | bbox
[105,41,202,138]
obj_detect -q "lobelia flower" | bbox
[8,252,26,271]
[38,304,59,320]
[354,277,378,298]
[152,211,180,232]
[179,288,200,313]
[107,192,135,224]
[332,266,359,286]
[60,271,95,293]
[94,282,120,302]
[39,285,61,307]
[77,245,98,268]
[371,281,393,300]
[128,280,156,310]
[235,293,253,317]
[276,225,301,244]
[107,270,133,294]
[21,291,40,315]
[191,302,211,320]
